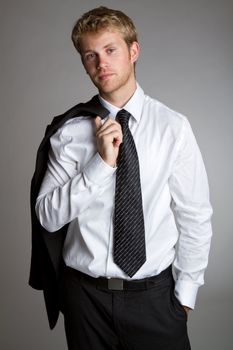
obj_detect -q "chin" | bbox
[95,82,117,95]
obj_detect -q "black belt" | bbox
[65,265,172,291]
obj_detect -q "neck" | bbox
[99,80,137,108]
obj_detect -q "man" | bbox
[30,6,213,350]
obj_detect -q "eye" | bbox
[106,48,116,54]
[85,52,96,61]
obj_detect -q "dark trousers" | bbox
[59,266,191,350]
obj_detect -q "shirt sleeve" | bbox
[35,126,116,232]
[168,117,213,309]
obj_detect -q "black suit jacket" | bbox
[29,95,109,329]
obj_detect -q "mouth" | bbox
[98,73,115,81]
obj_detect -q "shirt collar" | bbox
[98,83,145,122]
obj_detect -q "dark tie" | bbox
[114,109,146,277]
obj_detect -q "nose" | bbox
[96,54,109,70]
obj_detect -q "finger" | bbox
[94,116,102,131]
[98,130,123,146]
[98,117,121,132]
[111,131,123,147]
[97,123,122,138]
[114,137,122,147]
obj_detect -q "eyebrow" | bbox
[83,42,117,54]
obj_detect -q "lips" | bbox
[98,73,114,81]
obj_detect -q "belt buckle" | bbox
[108,278,124,290]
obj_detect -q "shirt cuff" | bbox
[83,153,117,185]
[174,280,199,310]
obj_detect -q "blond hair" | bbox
[71,6,138,53]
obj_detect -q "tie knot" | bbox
[116,109,131,127]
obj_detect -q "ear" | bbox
[130,41,140,64]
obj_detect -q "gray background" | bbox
[1,0,232,349]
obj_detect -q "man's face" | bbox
[80,29,140,101]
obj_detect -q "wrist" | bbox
[99,153,117,168]
[183,306,191,316]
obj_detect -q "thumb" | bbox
[94,116,102,131]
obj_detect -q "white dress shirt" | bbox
[36,84,213,309]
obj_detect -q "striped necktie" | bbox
[114,109,146,277]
